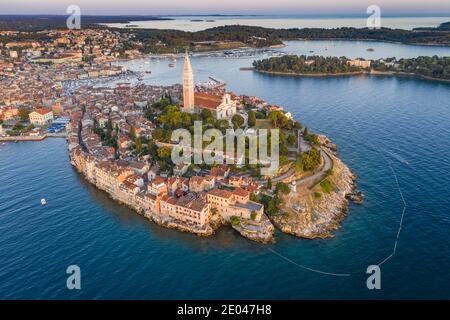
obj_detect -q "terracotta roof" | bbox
[208,188,233,199]
[167,177,177,186]
[34,108,52,115]
[190,176,204,185]
[233,187,249,198]
[161,194,177,205]
[210,165,228,177]
[194,92,222,110]
[152,176,166,186]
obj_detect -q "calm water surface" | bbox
[0,40,449,299]
[104,15,450,31]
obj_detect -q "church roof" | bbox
[194,92,222,110]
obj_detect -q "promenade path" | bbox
[271,149,333,189]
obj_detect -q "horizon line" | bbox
[1,13,450,17]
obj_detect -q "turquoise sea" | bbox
[0,39,449,299]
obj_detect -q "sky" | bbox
[0,0,449,16]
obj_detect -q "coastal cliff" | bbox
[270,154,356,239]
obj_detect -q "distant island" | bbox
[252,55,450,82]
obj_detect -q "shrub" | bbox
[320,179,334,193]
[230,216,240,226]
[275,182,290,194]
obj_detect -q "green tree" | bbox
[267,178,272,189]
[300,149,321,171]
[135,138,142,153]
[201,109,213,121]
[275,182,290,194]
[268,110,289,128]
[18,108,30,122]
[287,134,297,145]
[266,196,280,216]
[248,110,256,127]
[106,118,113,131]
[230,216,240,226]
[130,126,136,139]
[152,128,165,141]
[157,146,171,159]
[215,119,230,132]
[231,114,244,129]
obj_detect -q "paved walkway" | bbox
[270,149,332,188]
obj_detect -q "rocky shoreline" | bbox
[270,153,357,239]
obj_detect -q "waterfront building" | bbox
[148,176,168,196]
[160,193,210,228]
[347,59,372,69]
[29,108,54,126]
[207,188,263,222]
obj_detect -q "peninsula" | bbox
[66,52,360,242]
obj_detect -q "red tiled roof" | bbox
[233,187,249,198]
[194,92,222,110]
[152,176,166,186]
[208,188,233,199]
[34,108,52,115]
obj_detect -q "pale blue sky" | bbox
[0,0,449,15]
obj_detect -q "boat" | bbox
[168,63,175,68]
[41,198,47,206]
[366,48,375,52]
[145,70,152,74]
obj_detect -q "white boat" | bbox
[41,198,47,206]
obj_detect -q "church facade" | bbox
[182,52,237,119]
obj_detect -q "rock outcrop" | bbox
[270,154,356,239]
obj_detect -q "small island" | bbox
[252,55,450,82]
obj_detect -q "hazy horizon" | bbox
[0,0,449,16]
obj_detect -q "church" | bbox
[182,52,237,119]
